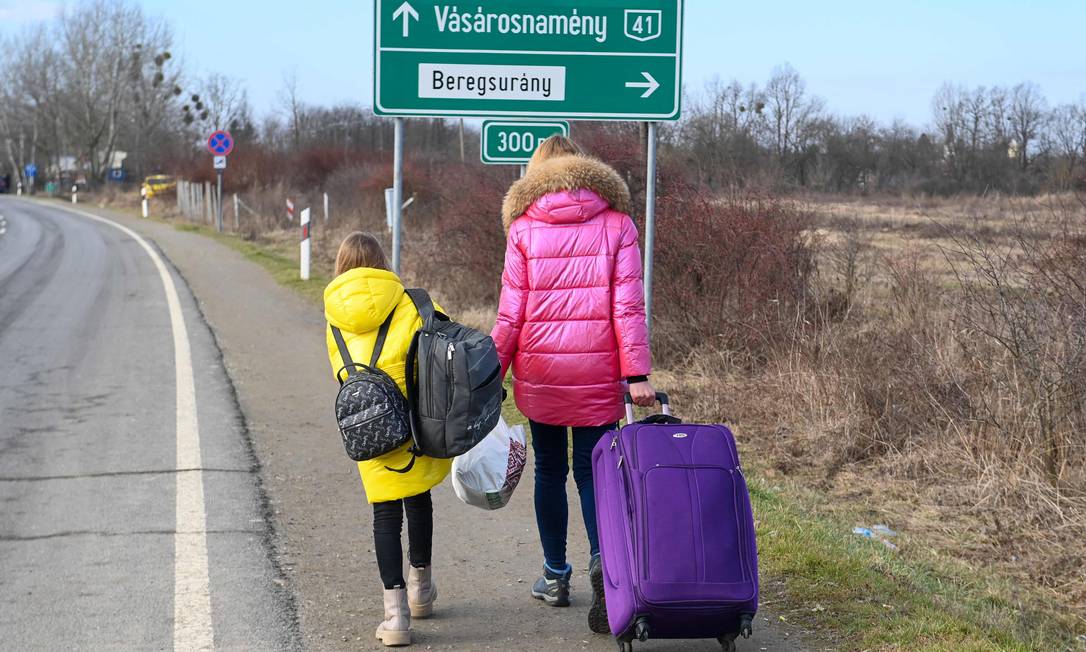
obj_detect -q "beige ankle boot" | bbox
[407,566,437,618]
[375,587,411,647]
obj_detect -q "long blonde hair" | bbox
[335,232,390,276]
[528,134,584,172]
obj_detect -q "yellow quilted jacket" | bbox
[324,267,451,503]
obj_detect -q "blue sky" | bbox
[4,0,1085,125]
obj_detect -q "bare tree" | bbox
[200,73,249,132]
[279,71,306,151]
[1045,102,1086,187]
[764,64,823,162]
[1009,82,1048,170]
[124,19,182,178]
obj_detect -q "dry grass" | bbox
[717,193,1086,628]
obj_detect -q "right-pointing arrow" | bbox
[625,72,660,99]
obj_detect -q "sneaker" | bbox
[530,564,571,607]
[587,554,609,634]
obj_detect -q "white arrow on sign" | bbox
[625,72,661,99]
[393,1,419,38]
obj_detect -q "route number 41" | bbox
[624,10,663,42]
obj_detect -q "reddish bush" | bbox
[650,194,814,365]
[415,163,515,307]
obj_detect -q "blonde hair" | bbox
[335,232,390,276]
[528,134,584,171]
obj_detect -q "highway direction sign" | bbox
[374,0,683,120]
[206,130,234,156]
[481,120,569,164]
[24,163,37,178]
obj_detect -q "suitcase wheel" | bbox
[740,613,754,638]
[717,636,737,652]
[616,641,633,652]
[634,617,650,642]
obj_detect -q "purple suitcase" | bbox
[592,393,758,651]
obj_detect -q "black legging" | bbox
[372,491,433,589]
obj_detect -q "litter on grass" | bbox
[852,524,899,550]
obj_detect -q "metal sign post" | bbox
[480,120,569,165]
[207,132,234,233]
[391,117,404,275]
[24,164,36,194]
[213,156,227,232]
[643,122,658,337]
[374,0,683,120]
[141,185,149,218]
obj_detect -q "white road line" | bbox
[41,203,213,650]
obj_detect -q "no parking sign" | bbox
[206,130,234,156]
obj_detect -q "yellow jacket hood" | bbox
[323,267,404,334]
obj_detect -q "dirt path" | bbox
[80,204,811,651]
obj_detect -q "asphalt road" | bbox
[0,198,810,651]
[0,198,299,650]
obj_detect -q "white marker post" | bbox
[286,197,295,223]
[71,185,78,204]
[300,207,311,281]
[384,188,394,232]
[141,185,149,218]
[323,192,329,222]
[16,182,22,196]
[233,193,240,230]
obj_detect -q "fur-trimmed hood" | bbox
[501,155,631,230]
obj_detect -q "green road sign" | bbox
[374,1,683,120]
[481,120,569,164]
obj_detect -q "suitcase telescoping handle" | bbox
[623,391,670,424]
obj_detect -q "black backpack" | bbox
[331,310,411,463]
[404,289,503,458]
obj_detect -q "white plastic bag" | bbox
[451,416,527,510]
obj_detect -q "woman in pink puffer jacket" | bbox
[491,135,655,632]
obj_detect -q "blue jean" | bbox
[529,420,616,571]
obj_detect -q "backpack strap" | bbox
[403,288,436,458]
[330,308,396,384]
[369,309,396,368]
[331,325,355,384]
[404,288,436,325]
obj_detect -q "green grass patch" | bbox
[750,480,1079,650]
[170,221,330,304]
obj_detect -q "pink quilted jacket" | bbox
[492,155,651,427]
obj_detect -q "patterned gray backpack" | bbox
[331,309,411,463]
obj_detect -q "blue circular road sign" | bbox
[206,130,234,156]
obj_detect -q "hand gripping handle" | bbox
[622,391,670,424]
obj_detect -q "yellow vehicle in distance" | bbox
[142,174,176,198]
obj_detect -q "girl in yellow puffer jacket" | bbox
[324,232,450,647]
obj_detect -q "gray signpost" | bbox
[207,131,234,233]
[373,0,683,325]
